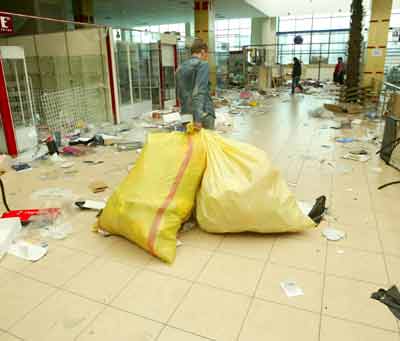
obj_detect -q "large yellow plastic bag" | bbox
[196,130,315,233]
[96,132,206,263]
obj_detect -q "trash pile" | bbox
[1,84,384,266]
[96,128,315,263]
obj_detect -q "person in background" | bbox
[333,57,345,85]
[291,57,302,94]
[176,38,215,130]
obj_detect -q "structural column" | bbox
[363,0,393,91]
[194,0,216,93]
[72,0,94,24]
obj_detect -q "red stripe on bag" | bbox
[147,136,194,255]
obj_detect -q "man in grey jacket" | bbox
[176,39,215,130]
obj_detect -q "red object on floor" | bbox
[2,208,60,223]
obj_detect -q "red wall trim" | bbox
[105,32,118,124]
[0,58,18,156]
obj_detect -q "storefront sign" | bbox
[0,13,13,34]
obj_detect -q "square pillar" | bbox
[363,0,393,91]
[194,0,216,93]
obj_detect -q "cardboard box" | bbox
[324,103,363,114]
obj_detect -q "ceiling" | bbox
[94,0,266,27]
[246,0,400,17]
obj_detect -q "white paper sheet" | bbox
[82,200,106,210]
[280,280,304,297]
[8,241,48,261]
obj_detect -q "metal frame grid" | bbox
[41,86,99,134]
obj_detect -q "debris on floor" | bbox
[336,137,355,143]
[342,153,370,162]
[280,280,304,297]
[0,88,389,267]
[8,240,48,261]
[371,167,383,173]
[322,227,346,241]
[40,222,72,240]
[75,200,106,211]
[0,217,22,259]
[89,181,108,193]
[11,163,32,172]
[324,103,364,115]
[371,286,400,320]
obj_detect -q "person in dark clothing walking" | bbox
[176,39,215,131]
[291,57,302,94]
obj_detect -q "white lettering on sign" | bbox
[0,14,13,33]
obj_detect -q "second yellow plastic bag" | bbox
[196,130,315,233]
[96,132,206,263]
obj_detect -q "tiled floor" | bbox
[1,94,400,340]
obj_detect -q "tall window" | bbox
[215,18,251,51]
[276,14,350,64]
[386,9,400,82]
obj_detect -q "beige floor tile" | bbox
[332,226,382,253]
[329,197,376,226]
[179,228,223,251]
[380,229,400,257]
[0,273,54,330]
[332,209,376,230]
[287,227,326,245]
[112,270,191,322]
[0,267,14,282]
[102,237,152,268]
[198,252,264,295]
[11,290,104,341]
[320,316,399,341]
[375,210,400,232]
[76,307,162,341]
[331,197,371,215]
[146,245,211,281]
[68,211,101,233]
[0,253,31,272]
[323,276,398,331]
[385,255,400,285]
[256,263,323,312]
[217,233,275,260]
[0,332,22,341]
[63,257,137,304]
[239,298,320,341]
[326,246,388,284]
[270,238,326,273]
[23,246,94,287]
[62,229,118,255]
[170,283,250,341]
[158,327,211,341]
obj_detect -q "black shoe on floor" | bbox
[308,195,326,224]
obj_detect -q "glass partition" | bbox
[112,28,161,117]
[0,15,112,153]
